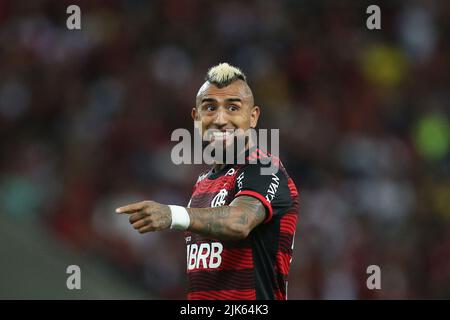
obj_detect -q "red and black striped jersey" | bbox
[185,147,300,300]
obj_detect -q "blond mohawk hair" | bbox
[205,63,247,88]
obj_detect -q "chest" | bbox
[189,169,240,208]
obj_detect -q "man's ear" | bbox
[250,106,260,128]
[191,107,198,121]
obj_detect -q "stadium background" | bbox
[0,0,449,299]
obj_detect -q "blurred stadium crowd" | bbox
[0,0,449,299]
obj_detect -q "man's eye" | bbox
[228,105,238,111]
[206,105,216,112]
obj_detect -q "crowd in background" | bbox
[0,0,449,299]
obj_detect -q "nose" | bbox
[213,109,228,127]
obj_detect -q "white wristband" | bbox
[169,205,190,230]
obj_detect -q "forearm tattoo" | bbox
[186,196,266,240]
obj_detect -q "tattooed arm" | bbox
[187,196,267,240]
[116,196,267,241]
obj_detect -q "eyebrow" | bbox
[201,97,242,104]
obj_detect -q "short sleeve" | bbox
[234,162,292,223]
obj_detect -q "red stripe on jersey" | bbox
[192,175,237,196]
[188,289,256,300]
[246,148,281,169]
[186,234,251,249]
[188,269,254,292]
[187,248,253,273]
[266,151,281,168]
[287,177,298,198]
[278,232,295,253]
[235,190,273,223]
[259,148,281,167]
[220,248,253,270]
[274,289,285,300]
[189,191,232,208]
[259,148,268,157]
[276,251,292,276]
[246,149,259,161]
[280,212,298,234]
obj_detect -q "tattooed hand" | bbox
[116,196,266,240]
[116,200,172,233]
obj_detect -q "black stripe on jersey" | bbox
[251,217,281,300]
[188,269,254,292]
[187,235,252,249]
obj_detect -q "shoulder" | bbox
[237,148,299,201]
[237,148,288,179]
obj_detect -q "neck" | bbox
[211,139,256,173]
[212,163,226,173]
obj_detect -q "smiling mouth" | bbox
[203,128,236,143]
[211,131,234,142]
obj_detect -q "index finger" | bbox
[115,201,148,214]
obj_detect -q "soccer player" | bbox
[116,63,299,300]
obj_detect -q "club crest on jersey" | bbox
[211,189,228,207]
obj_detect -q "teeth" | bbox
[213,132,231,137]
[211,131,233,140]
